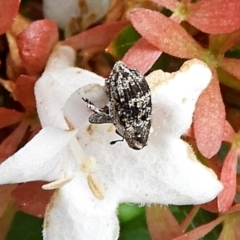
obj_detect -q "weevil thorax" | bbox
[105,61,152,150]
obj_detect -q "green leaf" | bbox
[118,203,145,223]
[6,211,43,240]
[119,206,151,240]
[107,25,141,59]
[225,50,240,58]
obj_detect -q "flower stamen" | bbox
[80,156,104,200]
[42,172,74,190]
[87,174,104,200]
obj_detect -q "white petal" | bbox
[43,175,119,240]
[78,123,222,205]
[43,0,110,30]
[0,127,77,184]
[147,59,212,136]
[112,137,223,205]
[35,45,104,129]
[44,44,76,70]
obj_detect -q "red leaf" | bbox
[227,204,240,213]
[29,122,41,140]
[219,58,240,82]
[146,205,182,240]
[194,69,225,158]
[12,181,54,218]
[201,198,220,213]
[187,0,240,34]
[185,125,194,138]
[17,19,59,76]
[203,155,222,177]
[122,38,162,74]
[223,121,235,143]
[218,147,238,213]
[62,21,129,50]
[209,29,240,54]
[150,0,179,11]
[0,108,23,129]
[0,0,20,34]
[130,8,204,59]
[14,75,36,112]
[173,216,225,240]
[0,121,28,163]
[226,107,240,132]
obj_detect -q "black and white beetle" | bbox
[83,61,152,150]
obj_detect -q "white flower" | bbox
[0,45,223,240]
[43,0,110,34]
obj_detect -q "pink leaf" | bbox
[0,0,20,34]
[17,19,59,76]
[218,147,238,213]
[146,205,182,240]
[122,38,162,74]
[180,206,200,231]
[130,8,204,59]
[194,69,225,158]
[187,0,240,34]
[62,21,129,50]
[174,216,225,240]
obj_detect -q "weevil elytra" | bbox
[83,61,152,150]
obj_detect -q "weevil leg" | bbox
[110,130,124,145]
[82,98,112,124]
